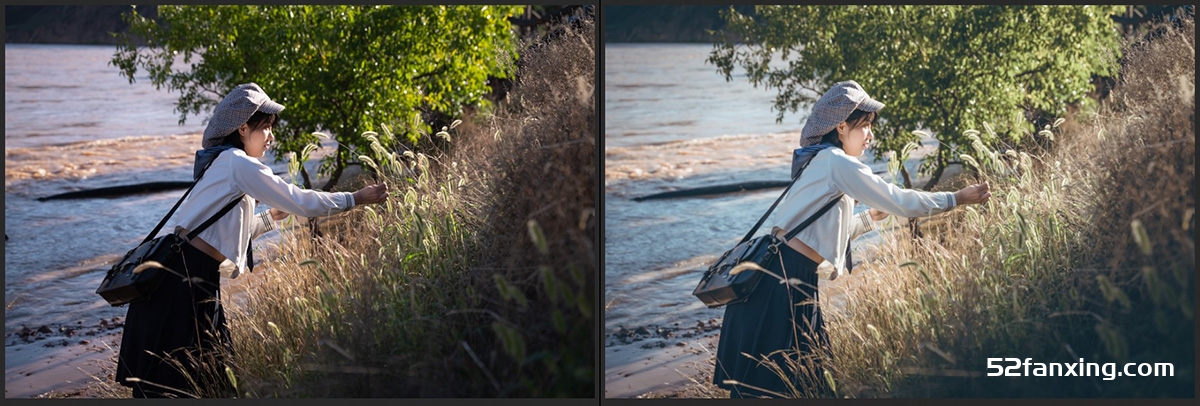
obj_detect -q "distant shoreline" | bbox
[4,5,156,46]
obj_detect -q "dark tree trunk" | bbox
[912,145,953,240]
[300,165,314,190]
[899,164,914,189]
[920,146,948,191]
[897,163,925,238]
[321,149,347,192]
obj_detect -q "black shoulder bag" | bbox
[96,161,243,307]
[692,177,842,309]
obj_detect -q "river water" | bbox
[3,44,305,356]
[603,44,907,360]
[7,42,920,396]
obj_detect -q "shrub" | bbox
[814,16,1193,398]
[218,16,595,397]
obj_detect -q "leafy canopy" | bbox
[709,5,1123,189]
[112,5,521,189]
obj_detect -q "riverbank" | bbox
[4,6,157,45]
[4,317,124,398]
[4,252,295,398]
[604,236,910,398]
[603,327,721,398]
[2,132,332,398]
[603,124,959,398]
[3,134,199,399]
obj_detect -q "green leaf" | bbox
[1130,219,1152,256]
[225,366,238,392]
[111,5,522,190]
[492,321,526,362]
[551,309,567,334]
[1096,275,1132,310]
[493,273,528,309]
[527,220,549,256]
[707,5,1122,190]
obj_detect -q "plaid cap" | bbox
[202,83,285,148]
[799,80,884,147]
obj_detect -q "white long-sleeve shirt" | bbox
[172,148,356,278]
[770,147,957,277]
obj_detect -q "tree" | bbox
[708,5,1124,190]
[112,5,521,190]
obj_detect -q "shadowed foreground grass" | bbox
[719,17,1194,399]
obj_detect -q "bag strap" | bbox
[138,159,213,244]
[736,176,796,243]
[138,156,241,244]
[735,160,841,245]
[184,196,244,240]
[783,196,841,241]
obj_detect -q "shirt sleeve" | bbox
[828,152,956,218]
[228,153,356,218]
[848,210,875,240]
[249,209,275,239]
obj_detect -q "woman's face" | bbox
[239,123,274,158]
[837,121,874,157]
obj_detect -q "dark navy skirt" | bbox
[115,241,231,398]
[712,242,830,398]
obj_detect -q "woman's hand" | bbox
[954,182,992,206]
[268,208,290,221]
[352,182,390,206]
[867,208,889,222]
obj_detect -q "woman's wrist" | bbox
[258,210,275,232]
[857,210,874,232]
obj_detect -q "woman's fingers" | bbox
[975,183,992,204]
[269,208,290,221]
[868,208,889,221]
[956,183,993,206]
[368,183,389,204]
[353,183,390,205]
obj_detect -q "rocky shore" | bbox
[5,317,126,398]
[603,317,726,398]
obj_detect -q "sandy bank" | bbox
[4,317,125,398]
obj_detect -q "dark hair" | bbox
[819,109,878,148]
[220,110,278,149]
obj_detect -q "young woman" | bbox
[712,81,991,398]
[116,83,390,397]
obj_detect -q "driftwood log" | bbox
[631,170,891,202]
[37,171,290,201]
[630,180,790,202]
[36,181,194,201]
[631,170,937,242]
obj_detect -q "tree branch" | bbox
[197,82,225,103]
[507,6,583,29]
[920,147,948,191]
[413,65,450,82]
[1015,62,1053,78]
[321,152,346,192]
[300,165,314,190]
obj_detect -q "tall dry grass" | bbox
[449,15,597,397]
[204,18,595,398]
[777,17,1193,398]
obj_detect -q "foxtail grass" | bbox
[757,17,1193,398]
[185,18,597,397]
